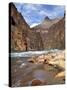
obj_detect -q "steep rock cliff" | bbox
[32,16,65,49]
[10,3,44,51]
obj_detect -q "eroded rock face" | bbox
[11,26,27,51]
[47,17,65,49]
[10,3,44,52]
[27,30,44,51]
[32,16,65,49]
[10,3,65,52]
[10,3,28,51]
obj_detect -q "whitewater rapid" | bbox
[10,49,63,57]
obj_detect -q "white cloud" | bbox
[23,4,36,10]
[37,6,64,19]
[15,3,65,26]
[39,10,45,15]
[22,4,42,12]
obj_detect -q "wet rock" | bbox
[16,60,23,64]
[44,51,65,69]
[52,71,65,84]
[28,56,38,64]
[27,50,65,66]
[31,79,47,86]
[31,79,43,86]
[43,59,49,64]
[55,71,65,78]
[28,58,35,63]
[36,55,45,63]
[19,63,27,68]
[28,60,35,63]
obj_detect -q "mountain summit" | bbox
[44,16,51,21]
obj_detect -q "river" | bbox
[10,49,65,87]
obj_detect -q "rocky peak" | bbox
[10,3,29,51]
[41,16,51,25]
[45,16,50,21]
[9,2,17,11]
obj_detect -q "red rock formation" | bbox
[10,3,44,51]
[10,3,29,51]
[10,3,65,51]
[33,16,65,49]
[31,79,43,86]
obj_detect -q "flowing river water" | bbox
[10,49,65,87]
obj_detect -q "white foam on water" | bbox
[10,49,62,58]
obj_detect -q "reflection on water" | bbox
[33,70,51,81]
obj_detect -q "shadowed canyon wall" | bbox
[10,3,65,52]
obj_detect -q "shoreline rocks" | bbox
[28,50,65,68]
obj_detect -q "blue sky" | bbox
[14,3,65,27]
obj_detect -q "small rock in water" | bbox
[36,55,45,63]
[16,60,23,64]
[28,60,35,63]
[19,63,26,68]
[31,79,47,86]
[31,79,43,86]
[43,59,48,64]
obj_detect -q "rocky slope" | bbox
[10,3,44,52]
[33,16,62,30]
[10,3,65,52]
[10,3,29,51]
[33,16,65,49]
[47,17,65,49]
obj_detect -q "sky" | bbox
[14,3,65,27]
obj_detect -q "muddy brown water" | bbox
[11,56,65,87]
